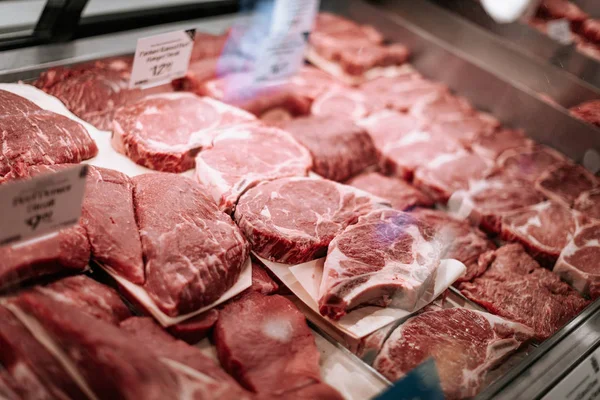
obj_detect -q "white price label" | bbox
[543,347,600,400]
[547,19,573,45]
[0,165,88,246]
[253,33,307,83]
[129,29,196,89]
[271,0,320,35]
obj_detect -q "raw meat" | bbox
[194,123,312,213]
[313,12,383,44]
[580,19,600,44]
[234,177,385,264]
[459,244,589,340]
[112,93,255,172]
[0,304,89,399]
[0,89,98,176]
[289,65,340,101]
[319,209,441,320]
[167,309,219,344]
[250,259,279,295]
[537,0,588,22]
[411,208,496,283]
[33,275,131,325]
[0,225,90,292]
[535,163,598,206]
[360,75,447,112]
[213,291,342,399]
[190,31,229,61]
[359,111,462,180]
[554,223,600,299]
[373,307,533,399]
[35,57,173,130]
[496,145,569,182]
[174,55,248,94]
[471,128,535,160]
[311,87,380,120]
[82,166,145,283]
[428,112,500,147]
[449,173,545,233]
[347,171,434,211]
[574,188,600,220]
[414,151,494,202]
[121,316,252,399]
[7,292,183,399]
[282,115,378,182]
[501,201,589,261]
[570,99,600,127]
[410,92,474,122]
[358,109,423,150]
[197,73,312,118]
[133,173,250,317]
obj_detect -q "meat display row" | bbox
[0,10,599,400]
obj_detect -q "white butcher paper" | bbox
[255,253,466,339]
[0,83,194,178]
[102,257,252,327]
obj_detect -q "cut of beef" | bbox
[289,65,341,101]
[501,201,589,262]
[234,177,385,264]
[0,89,98,176]
[496,145,569,182]
[313,12,384,44]
[360,75,447,112]
[459,244,589,340]
[281,115,378,182]
[307,13,409,85]
[194,124,312,213]
[133,173,250,317]
[174,55,247,94]
[373,307,533,399]
[7,292,184,400]
[537,0,588,22]
[190,31,229,61]
[82,166,145,283]
[319,209,441,320]
[570,99,600,127]
[410,92,475,122]
[0,304,89,399]
[197,74,312,118]
[428,112,500,147]
[471,128,535,160]
[0,225,90,292]
[250,259,279,295]
[554,223,600,299]
[449,173,545,234]
[580,19,600,44]
[347,171,434,211]
[414,151,494,202]
[35,57,173,130]
[410,208,496,283]
[574,188,600,220]
[34,275,131,325]
[359,111,463,180]
[166,309,219,344]
[213,291,342,399]
[311,87,380,120]
[121,316,253,399]
[358,109,423,150]
[112,93,255,172]
[535,163,598,206]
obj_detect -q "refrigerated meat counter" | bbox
[0,0,599,399]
